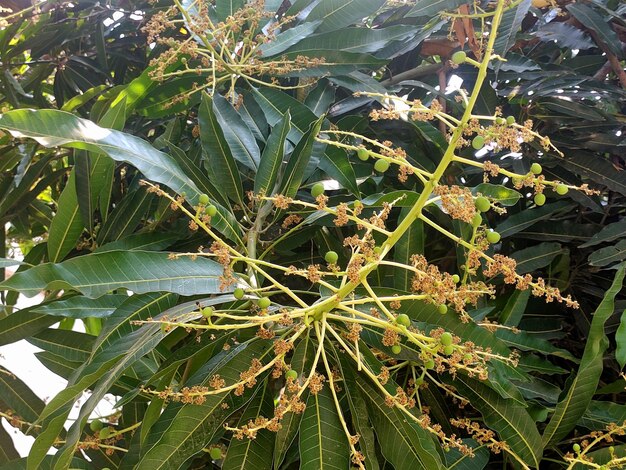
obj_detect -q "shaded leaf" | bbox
[510,242,564,274]
[542,264,625,446]
[307,0,386,33]
[589,240,626,267]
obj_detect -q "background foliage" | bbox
[0,0,625,469]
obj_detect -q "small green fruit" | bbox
[506,115,516,125]
[99,427,112,440]
[391,344,402,354]
[438,304,448,315]
[472,135,485,150]
[495,117,506,125]
[257,297,271,309]
[572,443,581,453]
[440,332,453,346]
[285,369,298,381]
[89,420,104,432]
[471,213,482,228]
[452,274,460,283]
[424,359,435,369]
[311,182,325,198]
[210,447,223,460]
[395,314,411,327]
[475,196,490,213]
[198,193,210,205]
[233,288,245,300]
[530,162,542,175]
[451,50,467,65]
[443,345,454,355]
[357,148,369,161]
[486,230,501,244]
[324,251,339,264]
[414,377,424,386]
[201,306,213,318]
[206,204,217,217]
[463,353,473,363]
[533,193,546,206]
[555,184,569,195]
[374,159,390,173]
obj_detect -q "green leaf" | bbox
[496,201,571,238]
[94,232,179,253]
[615,308,626,369]
[222,383,275,470]
[304,80,335,117]
[0,424,19,464]
[212,93,260,170]
[136,340,269,469]
[0,250,234,298]
[473,183,522,206]
[47,169,84,262]
[299,384,350,470]
[566,4,623,58]
[0,309,61,347]
[393,208,424,291]
[493,0,531,59]
[278,116,325,198]
[356,372,443,469]
[285,25,417,55]
[255,110,291,196]
[198,93,245,206]
[0,258,25,267]
[96,187,154,243]
[580,218,626,248]
[560,151,626,196]
[280,50,386,77]
[28,293,178,470]
[215,0,245,21]
[445,438,489,470]
[499,290,530,327]
[307,0,386,33]
[510,242,564,274]
[0,365,45,424]
[274,337,314,469]
[589,240,626,267]
[453,376,543,468]
[408,0,468,17]
[259,22,323,57]
[28,329,94,363]
[578,400,626,430]
[318,146,360,196]
[0,109,201,203]
[542,263,625,446]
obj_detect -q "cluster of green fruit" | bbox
[197,193,218,216]
[473,196,501,244]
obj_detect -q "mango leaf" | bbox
[299,383,349,470]
[222,382,275,470]
[304,80,335,117]
[136,340,269,469]
[496,201,571,238]
[198,93,245,206]
[47,169,83,262]
[580,218,626,248]
[307,0,386,33]
[0,365,45,424]
[493,0,531,59]
[28,293,179,470]
[560,151,626,196]
[278,116,325,198]
[532,23,594,50]
[589,240,626,267]
[274,337,314,469]
[259,21,322,57]
[445,438,489,470]
[0,309,61,347]
[0,258,24,267]
[542,263,625,446]
[453,376,543,468]
[0,109,201,204]
[96,187,154,244]
[566,4,623,58]
[255,111,291,196]
[212,93,260,170]
[393,208,424,291]
[0,250,233,298]
[28,329,94,363]
[578,401,626,430]
[616,308,626,369]
[473,183,521,206]
[510,242,564,274]
[0,425,19,464]
[408,0,468,17]
[318,146,360,196]
[356,372,443,469]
